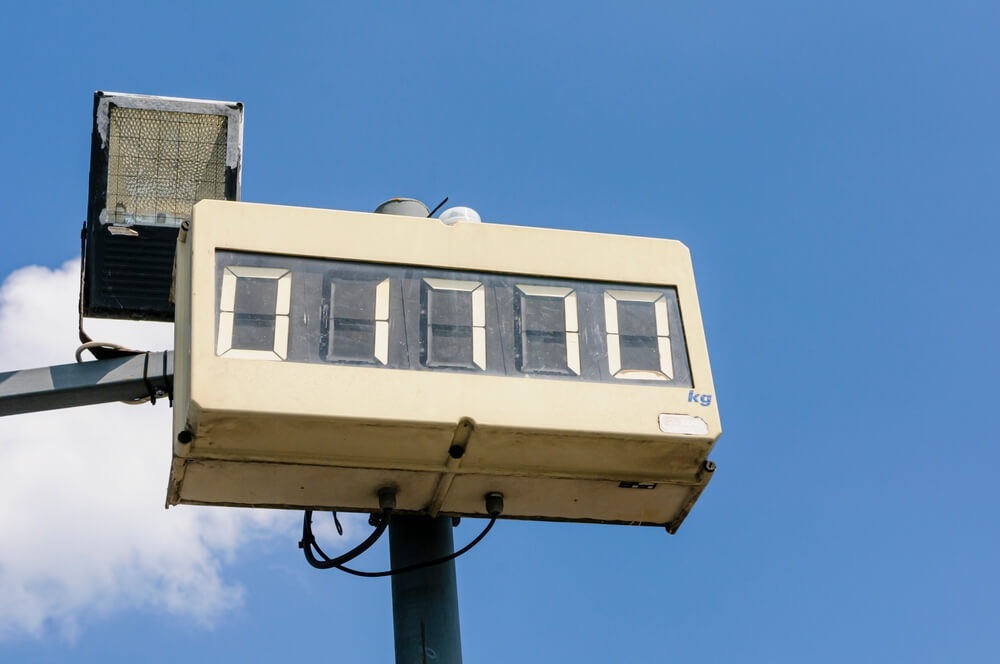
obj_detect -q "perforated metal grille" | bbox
[106,107,228,227]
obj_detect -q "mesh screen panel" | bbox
[106,108,228,227]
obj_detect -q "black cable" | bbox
[301,492,502,575]
[306,512,379,563]
[299,510,389,570]
[142,352,156,405]
[333,517,496,578]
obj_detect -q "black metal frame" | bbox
[82,91,243,321]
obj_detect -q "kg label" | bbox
[688,390,713,407]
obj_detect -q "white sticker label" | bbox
[658,414,709,436]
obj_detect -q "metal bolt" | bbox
[484,492,504,517]
[378,486,397,511]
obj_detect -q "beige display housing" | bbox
[170,201,722,531]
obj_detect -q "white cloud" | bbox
[0,260,315,641]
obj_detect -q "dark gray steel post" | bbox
[375,198,463,664]
[0,351,174,416]
[389,516,463,663]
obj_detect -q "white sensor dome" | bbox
[439,206,482,225]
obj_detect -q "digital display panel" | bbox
[170,201,721,529]
[215,250,694,388]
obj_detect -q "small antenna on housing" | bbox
[428,196,449,217]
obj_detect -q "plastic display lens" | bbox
[215,251,693,387]
[216,266,290,360]
[605,290,674,381]
[322,276,390,365]
[515,285,580,375]
[422,279,486,370]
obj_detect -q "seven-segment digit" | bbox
[421,278,486,370]
[322,276,391,365]
[217,266,291,360]
[514,285,580,375]
[603,289,673,380]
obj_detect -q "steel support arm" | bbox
[0,351,173,416]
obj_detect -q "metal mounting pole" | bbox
[375,197,463,664]
[0,351,173,416]
[389,516,463,663]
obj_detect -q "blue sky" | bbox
[1,1,998,662]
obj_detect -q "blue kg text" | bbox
[688,390,713,407]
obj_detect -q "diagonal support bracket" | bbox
[0,351,173,417]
